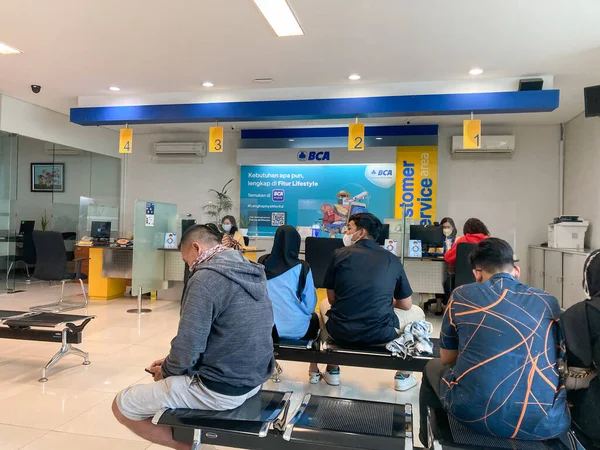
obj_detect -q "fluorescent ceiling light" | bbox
[288,139,295,142]
[109,86,120,91]
[469,68,483,75]
[202,81,214,87]
[0,42,22,55]
[348,74,361,81]
[375,137,383,140]
[253,0,304,37]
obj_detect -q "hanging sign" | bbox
[209,126,224,153]
[119,128,133,154]
[348,123,365,151]
[463,120,481,149]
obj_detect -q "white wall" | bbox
[564,112,600,249]
[437,125,561,282]
[0,95,119,158]
[122,131,240,234]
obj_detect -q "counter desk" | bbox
[402,256,446,295]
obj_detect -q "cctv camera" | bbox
[31,85,41,94]
[230,126,236,131]
[406,120,411,125]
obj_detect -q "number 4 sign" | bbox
[463,120,481,149]
[119,128,133,154]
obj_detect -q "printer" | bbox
[548,216,589,249]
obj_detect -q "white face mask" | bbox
[443,228,453,237]
[222,224,232,232]
[343,231,359,247]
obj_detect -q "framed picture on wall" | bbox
[31,163,65,192]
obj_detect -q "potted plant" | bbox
[238,213,250,236]
[41,210,50,231]
[203,179,234,224]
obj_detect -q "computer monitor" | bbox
[91,221,111,240]
[376,224,390,245]
[19,220,35,235]
[410,225,444,247]
[346,203,368,223]
[181,219,197,235]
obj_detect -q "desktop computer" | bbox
[409,225,444,255]
[91,221,111,242]
[19,220,35,235]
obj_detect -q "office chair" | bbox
[304,237,344,288]
[6,232,36,287]
[29,231,89,313]
[243,236,250,247]
[454,242,478,288]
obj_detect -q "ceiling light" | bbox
[109,86,120,92]
[0,42,22,55]
[348,74,361,81]
[253,0,304,37]
[289,139,295,142]
[469,68,483,76]
[202,81,214,88]
[375,137,383,140]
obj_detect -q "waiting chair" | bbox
[6,232,36,286]
[29,231,89,313]
[305,237,343,288]
[454,242,478,288]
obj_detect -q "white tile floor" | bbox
[0,282,442,449]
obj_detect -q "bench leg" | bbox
[39,328,90,382]
[191,429,202,450]
[271,362,283,383]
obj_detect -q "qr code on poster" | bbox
[271,212,286,227]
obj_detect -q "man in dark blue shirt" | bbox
[317,213,424,391]
[419,238,570,446]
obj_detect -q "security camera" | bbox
[230,126,236,131]
[31,85,41,94]
[406,120,411,125]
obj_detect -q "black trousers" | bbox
[419,359,451,448]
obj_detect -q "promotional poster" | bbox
[241,164,396,236]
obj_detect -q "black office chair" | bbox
[304,237,344,288]
[243,236,250,246]
[29,231,89,313]
[6,232,36,286]
[454,242,478,288]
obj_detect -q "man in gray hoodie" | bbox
[112,224,275,449]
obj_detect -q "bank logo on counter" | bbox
[272,189,285,202]
[297,151,331,162]
[365,164,396,189]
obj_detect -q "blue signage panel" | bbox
[241,165,396,236]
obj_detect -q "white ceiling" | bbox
[1,0,600,129]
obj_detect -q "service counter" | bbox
[403,257,445,295]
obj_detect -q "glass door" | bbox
[0,132,19,293]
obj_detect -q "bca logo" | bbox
[297,151,330,161]
[365,164,396,189]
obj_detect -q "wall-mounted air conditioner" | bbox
[43,144,81,156]
[153,142,207,163]
[451,135,515,156]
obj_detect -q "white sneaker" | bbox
[322,368,341,386]
[394,373,418,391]
[309,371,322,384]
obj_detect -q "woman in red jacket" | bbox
[444,218,490,272]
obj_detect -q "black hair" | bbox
[469,238,515,273]
[221,215,238,235]
[440,217,457,238]
[463,218,490,236]
[348,213,383,240]
[180,224,220,248]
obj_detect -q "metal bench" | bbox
[154,390,414,450]
[0,310,95,382]
[428,408,586,450]
[273,336,440,380]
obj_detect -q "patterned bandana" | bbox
[190,244,230,272]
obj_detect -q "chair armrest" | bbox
[73,257,90,279]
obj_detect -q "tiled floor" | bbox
[0,281,442,449]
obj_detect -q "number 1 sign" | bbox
[463,120,481,149]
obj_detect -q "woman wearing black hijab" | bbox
[259,226,320,382]
[562,249,600,447]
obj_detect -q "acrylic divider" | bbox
[130,200,178,314]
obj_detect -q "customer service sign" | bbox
[395,147,438,225]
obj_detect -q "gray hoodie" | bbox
[162,249,275,395]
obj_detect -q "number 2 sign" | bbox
[348,123,365,151]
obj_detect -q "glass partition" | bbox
[0,132,18,292]
[132,200,178,295]
[78,196,120,240]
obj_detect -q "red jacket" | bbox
[444,233,489,270]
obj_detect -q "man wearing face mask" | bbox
[418,238,569,447]
[112,224,274,449]
[317,213,425,391]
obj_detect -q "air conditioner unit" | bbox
[153,142,207,162]
[43,144,81,156]
[451,135,515,155]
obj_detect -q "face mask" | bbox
[222,224,232,232]
[443,228,453,237]
[343,231,359,247]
